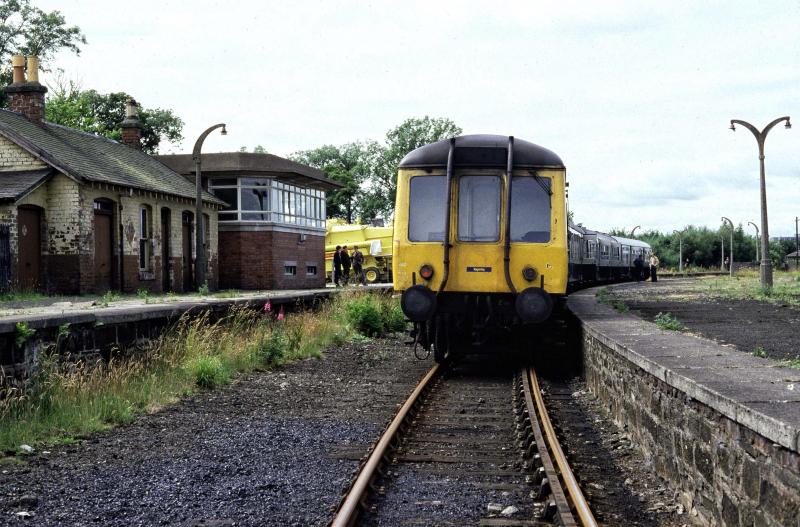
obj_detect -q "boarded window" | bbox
[408,176,447,242]
[139,206,152,271]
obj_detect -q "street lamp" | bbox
[747,221,759,264]
[721,216,734,277]
[631,225,641,237]
[193,123,227,290]
[729,116,791,288]
[673,230,684,272]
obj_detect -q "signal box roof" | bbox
[399,134,564,169]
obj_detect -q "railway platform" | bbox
[0,284,391,377]
[568,285,799,526]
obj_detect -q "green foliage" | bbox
[136,288,149,301]
[0,0,86,107]
[654,312,682,331]
[345,296,385,337]
[56,322,70,339]
[777,357,800,369]
[752,346,767,358]
[250,327,287,366]
[292,116,461,224]
[45,84,184,154]
[197,281,210,296]
[188,356,230,389]
[14,321,35,347]
[0,290,46,303]
[99,290,119,308]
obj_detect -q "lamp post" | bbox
[721,217,734,277]
[673,230,683,272]
[631,225,641,237]
[721,235,725,271]
[747,221,759,264]
[193,123,227,290]
[729,116,791,288]
[796,216,799,270]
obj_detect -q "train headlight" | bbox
[401,285,437,322]
[419,264,434,280]
[522,266,538,281]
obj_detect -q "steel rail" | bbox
[526,367,599,527]
[330,363,440,527]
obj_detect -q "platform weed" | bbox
[752,346,767,358]
[654,312,682,331]
[595,287,629,313]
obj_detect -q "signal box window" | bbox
[458,175,500,242]
[511,176,551,242]
[408,176,447,242]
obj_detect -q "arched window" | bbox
[139,205,153,271]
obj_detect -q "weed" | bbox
[0,290,47,303]
[345,296,384,336]
[188,356,230,389]
[596,287,628,313]
[57,323,71,339]
[198,282,210,296]
[137,288,150,301]
[777,357,800,369]
[14,322,35,348]
[752,346,767,358]
[99,290,120,308]
[654,312,682,331]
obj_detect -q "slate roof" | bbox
[0,109,225,206]
[0,168,54,203]
[156,152,343,191]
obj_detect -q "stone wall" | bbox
[577,312,800,526]
[0,135,47,170]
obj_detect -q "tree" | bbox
[291,141,379,223]
[0,0,86,106]
[363,116,462,220]
[45,84,184,154]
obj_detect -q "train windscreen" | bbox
[408,176,447,242]
[511,176,551,242]
[458,175,501,242]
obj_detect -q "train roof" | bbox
[613,236,651,248]
[398,134,565,169]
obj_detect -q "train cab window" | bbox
[511,176,551,242]
[409,176,447,242]
[458,175,501,242]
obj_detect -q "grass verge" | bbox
[700,270,800,307]
[0,290,406,455]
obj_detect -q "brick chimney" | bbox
[120,98,143,150]
[5,55,47,125]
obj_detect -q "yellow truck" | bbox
[325,219,393,283]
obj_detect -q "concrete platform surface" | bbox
[568,287,800,452]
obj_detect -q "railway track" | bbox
[330,359,598,526]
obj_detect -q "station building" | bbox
[0,56,224,294]
[156,152,342,290]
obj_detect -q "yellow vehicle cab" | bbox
[325,220,393,283]
[393,134,567,362]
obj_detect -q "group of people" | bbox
[634,253,660,282]
[332,245,366,287]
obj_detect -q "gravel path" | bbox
[0,338,432,527]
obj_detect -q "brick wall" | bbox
[218,228,325,290]
[581,332,800,526]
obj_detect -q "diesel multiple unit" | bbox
[393,134,651,362]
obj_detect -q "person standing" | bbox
[352,245,366,286]
[341,245,352,286]
[633,254,644,281]
[333,245,342,287]
[649,253,660,282]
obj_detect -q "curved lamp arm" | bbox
[193,123,227,161]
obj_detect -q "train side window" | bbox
[458,175,501,242]
[409,176,447,242]
[510,176,551,242]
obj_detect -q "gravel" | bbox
[0,337,432,527]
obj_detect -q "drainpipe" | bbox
[437,138,455,294]
[503,136,517,295]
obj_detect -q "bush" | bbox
[188,356,229,389]
[654,312,682,331]
[381,299,407,332]
[252,328,288,366]
[345,296,384,336]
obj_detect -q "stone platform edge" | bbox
[0,284,393,335]
[567,286,800,452]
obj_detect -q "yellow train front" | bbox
[393,134,568,362]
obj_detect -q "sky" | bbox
[35,0,800,236]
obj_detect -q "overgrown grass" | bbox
[0,290,48,304]
[0,291,406,454]
[777,357,800,370]
[654,312,682,331]
[595,287,629,313]
[700,270,800,307]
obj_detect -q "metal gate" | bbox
[0,224,10,292]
